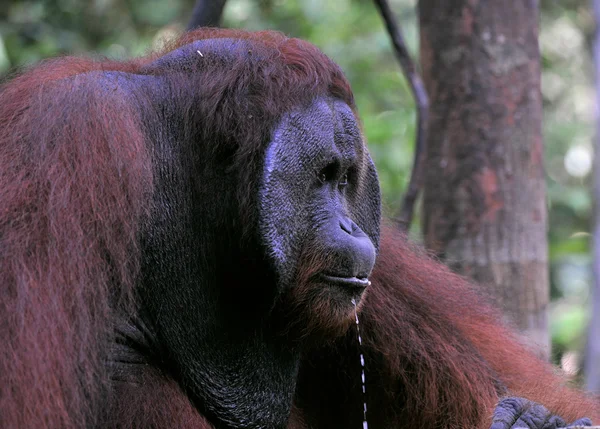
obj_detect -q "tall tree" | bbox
[419,1,549,356]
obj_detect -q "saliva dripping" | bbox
[351,298,369,429]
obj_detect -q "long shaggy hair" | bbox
[363,225,600,427]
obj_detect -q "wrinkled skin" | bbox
[491,398,592,429]
[260,97,380,339]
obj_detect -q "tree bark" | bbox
[419,1,549,356]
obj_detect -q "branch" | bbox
[187,0,228,30]
[372,0,429,231]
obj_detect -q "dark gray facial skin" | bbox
[259,97,381,303]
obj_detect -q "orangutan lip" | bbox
[320,274,371,289]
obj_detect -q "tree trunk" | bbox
[419,0,549,357]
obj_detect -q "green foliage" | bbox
[540,1,595,360]
[552,303,588,351]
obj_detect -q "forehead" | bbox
[286,96,358,130]
[285,97,360,149]
[264,97,363,175]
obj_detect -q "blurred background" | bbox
[0,0,593,370]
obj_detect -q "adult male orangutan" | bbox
[0,28,597,429]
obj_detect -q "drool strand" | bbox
[351,298,369,429]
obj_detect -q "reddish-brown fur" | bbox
[361,224,600,427]
[0,28,597,428]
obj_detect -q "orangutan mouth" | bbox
[320,274,371,290]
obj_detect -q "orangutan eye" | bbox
[339,173,348,187]
[317,163,338,184]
